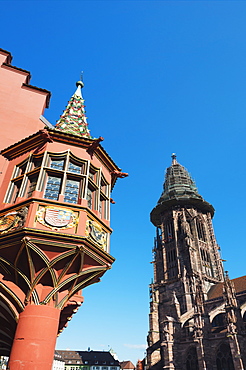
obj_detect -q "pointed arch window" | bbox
[185,347,199,370]
[216,343,234,370]
[200,247,214,277]
[211,313,226,333]
[196,218,206,241]
[164,219,174,243]
[166,246,178,279]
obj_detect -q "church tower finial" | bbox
[55,80,92,138]
[171,153,177,165]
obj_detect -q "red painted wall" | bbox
[0,49,50,186]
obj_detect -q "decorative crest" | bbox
[55,81,92,138]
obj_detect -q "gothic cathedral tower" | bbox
[147,155,246,370]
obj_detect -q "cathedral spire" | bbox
[151,155,214,226]
[160,153,202,203]
[55,81,92,138]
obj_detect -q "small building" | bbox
[57,350,120,370]
[119,361,135,370]
[56,351,83,370]
[52,351,65,370]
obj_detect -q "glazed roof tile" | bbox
[55,81,91,138]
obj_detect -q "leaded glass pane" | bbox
[44,176,61,200]
[27,176,38,198]
[68,161,82,174]
[50,159,65,170]
[87,188,92,209]
[64,179,79,204]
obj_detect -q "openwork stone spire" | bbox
[55,81,92,138]
[159,154,202,203]
[151,154,214,226]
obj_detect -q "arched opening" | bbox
[183,319,194,338]
[216,343,234,370]
[211,313,227,333]
[186,347,199,370]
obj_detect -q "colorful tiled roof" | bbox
[55,81,92,138]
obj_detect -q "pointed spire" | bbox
[151,155,214,226]
[55,81,92,138]
[159,154,202,203]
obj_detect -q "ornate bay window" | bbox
[4,151,110,219]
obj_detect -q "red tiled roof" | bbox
[120,361,135,369]
[207,275,246,300]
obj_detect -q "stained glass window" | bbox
[64,179,80,204]
[50,159,65,171]
[44,176,61,200]
[27,176,38,198]
[68,161,82,174]
[87,188,93,209]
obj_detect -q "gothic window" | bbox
[200,247,214,277]
[166,247,178,278]
[196,218,206,241]
[164,219,174,243]
[187,218,193,236]
[243,311,246,330]
[216,343,234,370]
[185,347,199,370]
[211,313,227,333]
[183,319,194,338]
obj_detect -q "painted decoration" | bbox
[0,207,29,234]
[86,220,108,251]
[0,213,17,232]
[36,206,79,230]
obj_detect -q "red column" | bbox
[9,305,60,370]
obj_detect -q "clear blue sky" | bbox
[1,0,246,364]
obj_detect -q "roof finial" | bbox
[171,153,177,165]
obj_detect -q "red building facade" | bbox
[0,48,127,370]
